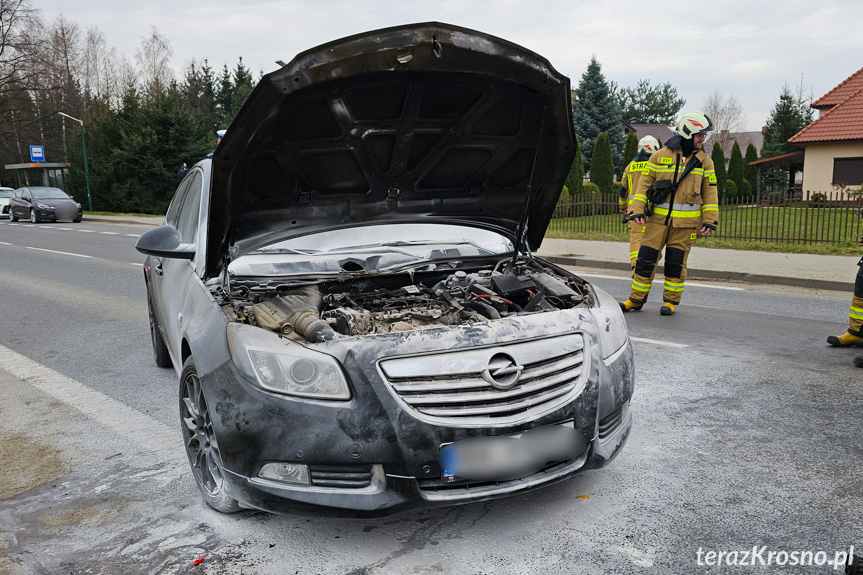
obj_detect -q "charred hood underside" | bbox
[207,23,577,279]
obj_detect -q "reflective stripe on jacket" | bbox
[629,146,719,229]
[620,160,650,209]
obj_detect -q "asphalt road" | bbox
[0,219,861,575]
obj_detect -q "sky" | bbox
[34,0,863,132]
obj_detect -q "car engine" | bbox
[215,261,592,344]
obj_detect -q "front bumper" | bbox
[199,314,633,516]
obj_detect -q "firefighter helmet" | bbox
[637,135,660,154]
[675,111,714,140]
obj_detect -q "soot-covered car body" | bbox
[136,23,634,516]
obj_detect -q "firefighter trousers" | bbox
[628,220,645,270]
[848,258,863,336]
[628,222,697,305]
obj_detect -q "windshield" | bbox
[31,188,70,199]
[229,224,514,277]
[0,190,13,198]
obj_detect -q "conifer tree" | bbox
[727,141,745,191]
[565,138,585,196]
[744,143,759,191]
[622,131,638,172]
[710,142,727,199]
[589,132,615,195]
[572,56,624,171]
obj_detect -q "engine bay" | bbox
[214,260,592,343]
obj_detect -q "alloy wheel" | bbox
[180,371,224,496]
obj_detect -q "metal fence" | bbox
[548,190,863,245]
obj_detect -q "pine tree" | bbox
[761,82,813,190]
[572,56,624,172]
[622,131,637,172]
[727,141,744,191]
[589,132,615,195]
[565,138,585,196]
[710,142,727,199]
[744,143,758,190]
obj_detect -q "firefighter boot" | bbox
[660,302,676,316]
[855,356,863,368]
[826,332,863,347]
[619,299,643,312]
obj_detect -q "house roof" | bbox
[625,123,675,146]
[789,85,863,144]
[811,65,863,109]
[626,123,762,158]
[747,150,804,168]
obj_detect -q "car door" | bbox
[155,170,204,360]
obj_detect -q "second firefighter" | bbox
[620,111,719,316]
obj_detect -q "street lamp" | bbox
[58,112,93,211]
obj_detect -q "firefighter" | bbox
[619,135,661,270]
[619,111,718,315]
[826,256,863,365]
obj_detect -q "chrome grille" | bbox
[379,334,587,426]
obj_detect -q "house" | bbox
[623,122,763,161]
[788,65,863,198]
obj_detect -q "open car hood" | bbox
[207,22,576,278]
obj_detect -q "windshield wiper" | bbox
[248,248,321,255]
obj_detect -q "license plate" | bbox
[440,421,583,482]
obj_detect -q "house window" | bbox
[832,157,863,185]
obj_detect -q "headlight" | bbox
[227,323,350,400]
[36,203,52,209]
[76,203,82,209]
[591,286,629,359]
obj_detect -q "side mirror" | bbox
[135,224,196,259]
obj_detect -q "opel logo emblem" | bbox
[482,353,523,390]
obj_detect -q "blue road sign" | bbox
[30,146,45,162]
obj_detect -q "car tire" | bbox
[9,210,17,222]
[148,292,172,368]
[73,218,82,223]
[848,553,863,574]
[29,209,38,223]
[180,355,241,514]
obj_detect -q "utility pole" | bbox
[58,112,93,211]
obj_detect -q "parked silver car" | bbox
[136,22,634,516]
[0,187,13,218]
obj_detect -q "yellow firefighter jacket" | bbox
[619,158,650,211]
[628,146,719,229]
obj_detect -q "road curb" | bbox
[83,216,161,226]
[541,255,854,293]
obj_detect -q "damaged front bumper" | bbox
[200,311,633,516]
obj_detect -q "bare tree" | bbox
[135,26,173,93]
[702,91,746,150]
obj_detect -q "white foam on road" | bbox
[0,344,185,467]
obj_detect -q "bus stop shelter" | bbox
[3,162,71,190]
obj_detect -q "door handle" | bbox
[154,260,163,275]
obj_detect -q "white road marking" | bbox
[131,263,144,266]
[0,241,10,245]
[56,227,74,230]
[76,229,96,233]
[0,344,185,467]
[125,233,141,238]
[26,246,93,259]
[577,272,745,291]
[100,231,119,235]
[631,336,690,349]
[8,223,19,226]
[40,225,55,228]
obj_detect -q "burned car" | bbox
[136,23,634,515]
